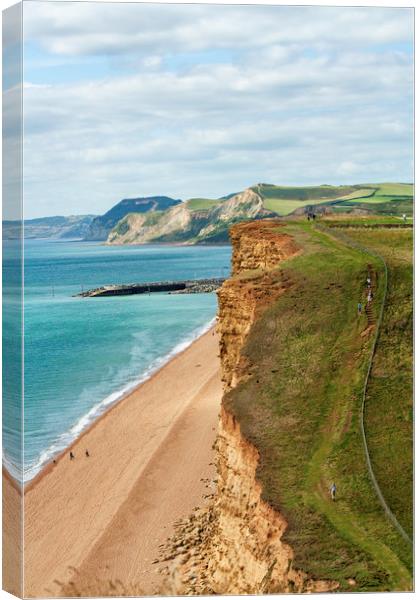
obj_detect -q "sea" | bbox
[3,239,231,482]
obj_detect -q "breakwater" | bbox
[77,278,226,298]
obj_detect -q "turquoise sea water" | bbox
[3,240,231,481]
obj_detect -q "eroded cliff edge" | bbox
[160,220,337,595]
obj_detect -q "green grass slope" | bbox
[335,183,413,217]
[254,184,377,216]
[224,221,412,591]
[185,198,222,212]
[254,182,413,218]
[319,216,410,227]
[371,183,413,196]
[337,226,413,536]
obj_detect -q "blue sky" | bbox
[14,2,414,218]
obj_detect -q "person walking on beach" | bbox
[358,302,362,316]
[70,451,75,460]
[85,450,90,457]
[330,482,337,501]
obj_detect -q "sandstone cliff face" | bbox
[160,406,333,595]
[107,203,203,244]
[230,219,300,275]
[86,197,181,241]
[218,220,300,390]
[161,221,336,594]
[217,273,286,390]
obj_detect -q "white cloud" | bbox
[20,3,414,218]
[337,161,359,176]
[24,4,413,56]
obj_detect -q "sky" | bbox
[7,2,415,218]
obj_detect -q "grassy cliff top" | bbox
[251,183,413,217]
[185,198,222,212]
[224,219,412,591]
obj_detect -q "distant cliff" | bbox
[107,188,276,245]
[11,182,410,244]
[84,196,182,241]
[3,215,96,240]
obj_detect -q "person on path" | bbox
[367,290,373,303]
[330,482,337,501]
[358,302,362,315]
[366,276,371,287]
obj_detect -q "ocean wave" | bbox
[4,318,216,484]
[2,451,23,483]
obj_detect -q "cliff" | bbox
[84,196,181,241]
[106,201,209,244]
[106,189,276,245]
[160,221,337,594]
[3,215,96,240]
[217,221,299,390]
[105,183,387,246]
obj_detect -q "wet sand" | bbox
[2,469,22,597]
[20,327,221,597]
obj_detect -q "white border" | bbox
[0,2,416,600]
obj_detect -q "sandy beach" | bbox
[17,327,221,597]
[2,470,22,597]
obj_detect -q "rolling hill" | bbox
[106,182,413,245]
[107,188,276,245]
[84,196,182,241]
[3,215,96,240]
[6,183,412,243]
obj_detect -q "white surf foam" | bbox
[10,318,216,483]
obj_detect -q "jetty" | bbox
[76,277,226,298]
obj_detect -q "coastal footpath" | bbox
[160,219,412,593]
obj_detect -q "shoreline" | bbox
[2,466,21,493]
[22,323,222,596]
[105,241,231,247]
[17,319,217,490]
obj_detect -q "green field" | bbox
[186,198,222,211]
[321,216,411,227]
[333,201,413,218]
[253,182,413,218]
[347,195,400,205]
[335,183,413,217]
[254,184,359,200]
[252,183,413,217]
[262,197,332,215]
[340,227,413,535]
[369,183,413,196]
[333,188,375,201]
[225,221,412,591]
[255,184,362,216]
